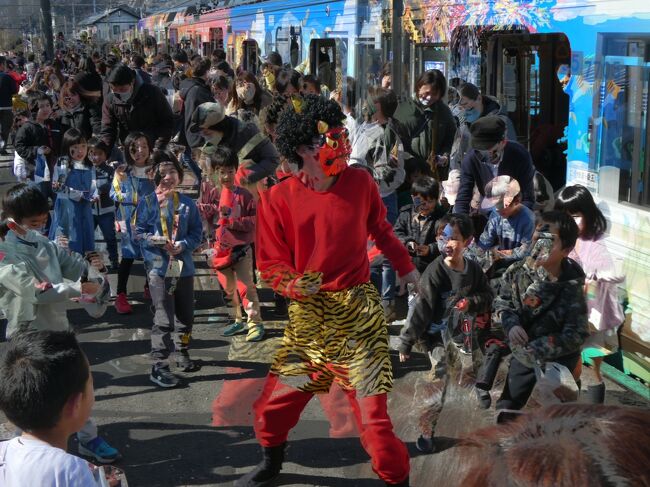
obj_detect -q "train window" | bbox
[242,40,260,74]
[275,26,302,68]
[309,39,337,91]
[593,35,650,207]
[410,43,449,95]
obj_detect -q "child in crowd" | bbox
[110,131,156,314]
[14,93,62,202]
[49,128,95,255]
[473,176,535,266]
[555,185,625,404]
[135,151,203,388]
[397,213,493,451]
[494,211,590,411]
[209,146,264,342]
[88,138,119,270]
[0,184,120,463]
[394,176,448,274]
[0,331,98,486]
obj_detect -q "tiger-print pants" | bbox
[252,282,410,484]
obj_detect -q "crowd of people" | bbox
[0,43,638,487]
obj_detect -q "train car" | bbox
[137,0,650,385]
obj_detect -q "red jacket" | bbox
[256,166,414,294]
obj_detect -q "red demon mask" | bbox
[317,123,351,177]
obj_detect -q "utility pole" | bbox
[40,0,54,60]
[391,0,403,98]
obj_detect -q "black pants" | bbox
[0,110,12,147]
[496,352,580,410]
[149,273,194,363]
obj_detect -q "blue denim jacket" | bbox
[135,191,203,277]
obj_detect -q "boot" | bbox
[586,382,606,404]
[386,477,409,486]
[235,443,286,487]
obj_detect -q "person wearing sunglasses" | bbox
[454,115,536,223]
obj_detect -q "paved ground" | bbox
[0,149,648,487]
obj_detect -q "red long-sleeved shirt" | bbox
[256,167,414,293]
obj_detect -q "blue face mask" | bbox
[464,107,479,123]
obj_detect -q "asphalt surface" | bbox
[0,148,647,487]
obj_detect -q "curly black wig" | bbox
[275,95,346,168]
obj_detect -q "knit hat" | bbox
[481,175,521,211]
[470,115,506,150]
[189,102,226,133]
[74,72,102,98]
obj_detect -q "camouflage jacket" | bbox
[494,257,589,362]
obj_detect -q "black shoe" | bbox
[235,443,286,487]
[386,477,409,487]
[273,294,288,317]
[0,148,8,156]
[176,351,201,372]
[476,388,492,409]
[585,382,605,404]
[150,365,179,388]
[415,435,435,453]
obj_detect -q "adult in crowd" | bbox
[58,80,101,138]
[189,101,279,185]
[0,56,18,155]
[210,74,233,108]
[395,69,456,181]
[450,82,518,169]
[100,63,174,152]
[229,70,272,121]
[454,115,536,215]
[179,57,214,183]
[131,55,152,85]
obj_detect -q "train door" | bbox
[410,43,449,95]
[484,33,570,190]
[309,39,338,91]
[242,39,260,74]
[592,35,650,206]
[276,26,303,68]
[209,27,224,54]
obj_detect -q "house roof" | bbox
[79,5,141,26]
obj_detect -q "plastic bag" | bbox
[534,362,579,405]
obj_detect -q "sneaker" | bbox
[222,321,245,337]
[143,285,151,300]
[78,436,121,464]
[114,293,132,314]
[246,323,265,342]
[476,388,492,410]
[175,351,201,372]
[150,365,179,388]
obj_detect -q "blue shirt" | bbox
[478,205,535,258]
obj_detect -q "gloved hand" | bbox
[286,271,323,299]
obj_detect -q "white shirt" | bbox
[0,437,97,487]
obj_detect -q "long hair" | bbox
[459,404,650,487]
[555,184,607,239]
[232,71,263,113]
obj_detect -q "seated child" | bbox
[494,210,590,411]
[473,175,535,267]
[0,330,98,486]
[0,183,120,463]
[393,176,448,275]
[397,213,493,451]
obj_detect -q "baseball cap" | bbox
[189,102,226,133]
[441,169,461,205]
[480,175,521,211]
[470,115,507,150]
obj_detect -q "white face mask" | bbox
[236,84,255,104]
[418,95,432,107]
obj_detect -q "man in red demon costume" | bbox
[236,96,419,487]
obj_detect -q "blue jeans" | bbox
[94,212,118,264]
[182,147,202,184]
[381,192,398,303]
